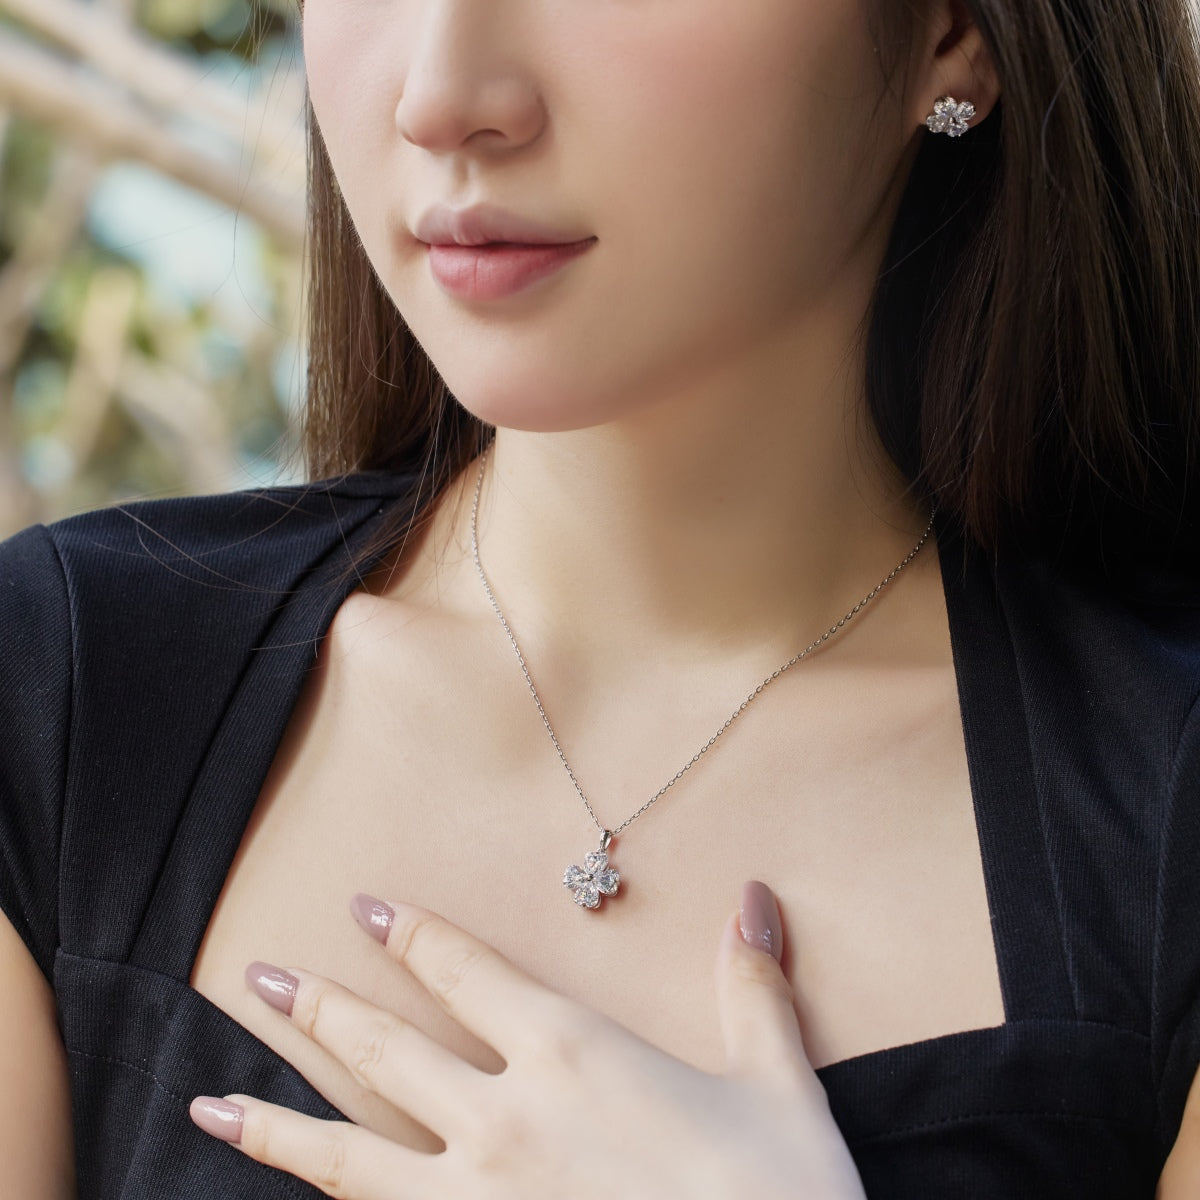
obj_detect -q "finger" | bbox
[351,893,572,1060]
[246,963,491,1140]
[189,1093,430,1200]
[715,882,817,1088]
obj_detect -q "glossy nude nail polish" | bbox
[190,1097,243,1144]
[739,880,783,963]
[245,961,298,1016]
[351,892,395,944]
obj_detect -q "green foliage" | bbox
[0,0,306,534]
[0,117,55,250]
[136,0,290,58]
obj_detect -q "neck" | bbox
[440,348,930,682]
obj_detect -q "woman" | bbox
[2,0,1199,1195]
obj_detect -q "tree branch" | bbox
[0,0,305,182]
[0,29,305,247]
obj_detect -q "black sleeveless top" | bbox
[1,474,1199,1198]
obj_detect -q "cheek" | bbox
[554,6,893,345]
[302,0,401,233]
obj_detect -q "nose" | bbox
[395,1,546,155]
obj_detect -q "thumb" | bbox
[716,881,814,1084]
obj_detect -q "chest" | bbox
[188,603,1004,1152]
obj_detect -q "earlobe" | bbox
[914,0,1001,133]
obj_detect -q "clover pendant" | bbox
[563,832,620,910]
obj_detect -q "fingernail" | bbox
[739,880,783,963]
[351,892,395,945]
[245,961,298,1017]
[190,1096,243,1144]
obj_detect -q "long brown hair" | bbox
[300,0,1200,570]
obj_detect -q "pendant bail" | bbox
[599,829,613,853]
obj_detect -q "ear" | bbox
[909,0,1001,133]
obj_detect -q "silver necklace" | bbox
[469,448,936,911]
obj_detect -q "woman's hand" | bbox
[189,883,866,1200]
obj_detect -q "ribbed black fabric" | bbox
[0,474,1197,1198]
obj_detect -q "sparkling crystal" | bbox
[595,868,619,895]
[564,843,621,909]
[926,96,974,138]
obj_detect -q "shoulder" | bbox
[0,524,74,982]
[991,545,1200,747]
[0,474,419,979]
[0,521,72,680]
[23,471,416,599]
[966,543,1200,1157]
[3,469,421,725]
[1,472,418,684]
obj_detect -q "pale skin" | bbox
[3,0,1200,1193]
[196,894,870,1197]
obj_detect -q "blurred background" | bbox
[0,0,306,538]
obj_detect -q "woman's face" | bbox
[302,0,918,432]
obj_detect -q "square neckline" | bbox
[126,481,1077,1079]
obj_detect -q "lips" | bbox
[413,203,596,300]
[414,202,592,248]
[426,240,596,301]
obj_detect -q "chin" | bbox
[445,375,643,435]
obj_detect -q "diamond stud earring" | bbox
[926,96,976,138]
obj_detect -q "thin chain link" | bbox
[470,448,936,842]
